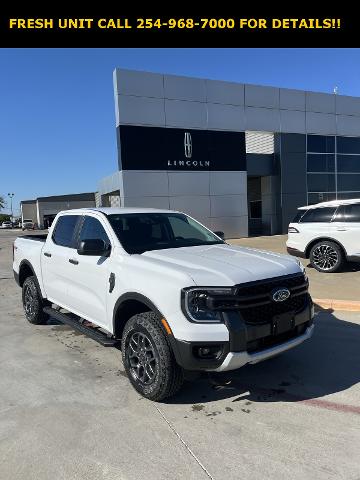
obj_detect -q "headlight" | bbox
[296,259,308,282]
[182,287,234,323]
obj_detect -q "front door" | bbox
[328,203,360,257]
[64,214,113,330]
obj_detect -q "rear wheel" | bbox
[22,276,49,324]
[121,312,184,401]
[310,241,344,273]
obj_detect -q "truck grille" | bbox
[235,273,308,325]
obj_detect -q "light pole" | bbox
[7,193,14,222]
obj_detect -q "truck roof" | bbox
[298,198,360,210]
[58,207,180,215]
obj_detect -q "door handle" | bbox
[336,228,347,231]
[43,252,52,257]
[69,258,79,265]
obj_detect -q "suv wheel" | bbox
[121,312,184,401]
[22,276,49,324]
[310,241,344,273]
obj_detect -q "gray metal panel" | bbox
[210,195,247,217]
[336,115,360,136]
[164,75,206,102]
[336,95,360,116]
[306,112,336,134]
[165,100,207,129]
[207,103,245,131]
[113,69,164,98]
[169,195,211,218]
[306,92,336,114]
[209,171,247,195]
[280,110,306,134]
[279,88,306,111]
[206,79,244,105]
[168,171,210,196]
[246,154,274,176]
[117,95,165,126]
[245,85,280,109]
[98,171,122,195]
[122,171,169,197]
[210,216,248,238]
[122,196,170,209]
[245,107,280,131]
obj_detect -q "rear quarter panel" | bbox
[13,237,46,297]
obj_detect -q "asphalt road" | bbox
[1,230,360,479]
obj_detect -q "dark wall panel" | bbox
[117,125,246,171]
[278,133,307,232]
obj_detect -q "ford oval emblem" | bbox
[272,288,290,302]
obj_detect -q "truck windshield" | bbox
[107,213,225,254]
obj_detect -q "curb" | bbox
[313,298,360,312]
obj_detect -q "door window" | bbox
[300,207,336,223]
[52,215,80,247]
[343,204,360,222]
[78,216,110,246]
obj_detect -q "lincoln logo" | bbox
[272,288,290,303]
[184,132,192,158]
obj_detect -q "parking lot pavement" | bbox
[229,235,360,302]
[1,230,360,479]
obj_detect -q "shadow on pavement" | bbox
[166,308,360,406]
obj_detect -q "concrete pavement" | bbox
[1,230,360,479]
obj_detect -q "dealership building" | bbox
[20,193,96,229]
[95,68,360,238]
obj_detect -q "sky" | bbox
[1,47,360,216]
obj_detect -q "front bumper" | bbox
[171,295,314,372]
[286,246,306,259]
[214,323,314,372]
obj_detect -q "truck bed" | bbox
[20,234,48,242]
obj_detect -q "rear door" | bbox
[64,214,113,329]
[298,207,336,246]
[329,204,360,257]
[41,214,81,307]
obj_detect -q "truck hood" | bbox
[142,244,302,286]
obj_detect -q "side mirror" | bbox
[213,231,225,240]
[77,239,110,256]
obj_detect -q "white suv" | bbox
[287,199,360,273]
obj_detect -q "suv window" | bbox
[292,211,307,223]
[78,216,110,246]
[300,207,336,223]
[52,215,80,247]
[334,204,360,222]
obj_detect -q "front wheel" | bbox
[22,276,49,324]
[310,240,344,273]
[121,312,184,401]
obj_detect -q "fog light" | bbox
[199,347,211,356]
[194,345,222,359]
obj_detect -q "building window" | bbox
[307,135,335,153]
[306,134,360,204]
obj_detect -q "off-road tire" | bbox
[121,311,184,401]
[22,276,49,325]
[310,240,344,273]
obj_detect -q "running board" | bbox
[43,307,119,347]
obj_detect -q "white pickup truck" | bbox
[13,208,314,400]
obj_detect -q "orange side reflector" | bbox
[161,318,173,335]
